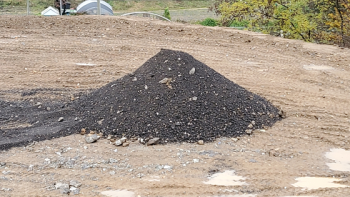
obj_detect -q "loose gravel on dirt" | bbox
[0,49,282,150]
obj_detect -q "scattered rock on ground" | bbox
[58,117,64,122]
[55,183,70,194]
[55,183,68,190]
[138,138,145,144]
[197,140,204,145]
[115,140,123,146]
[163,165,172,170]
[69,180,82,188]
[80,128,86,135]
[0,188,12,192]
[189,67,196,75]
[147,138,160,146]
[69,187,80,195]
[115,137,127,146]
[85,134,99,143]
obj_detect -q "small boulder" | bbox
[115,137,127,146]
[70,187,80,195]
[55,183,70,194]
[120,137,127,143]
[197,140,204,145]
[115,140,123,146]
[146,138,160,146]
[85,134,99,143]
[69,180,82,188]
[189,67,196,75]
[245,129,252,134]
[138,138,145,144]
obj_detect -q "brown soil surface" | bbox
[0,15,350,197]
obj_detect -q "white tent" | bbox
[77,0,113,15]
[41,6,59,16]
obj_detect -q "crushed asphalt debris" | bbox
[0,49,282,150]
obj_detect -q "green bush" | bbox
[200,18,217,27]
[163,7,171,20]
[230,20,249,27]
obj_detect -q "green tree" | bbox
[210,0,350,46]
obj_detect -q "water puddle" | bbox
[204,170,247,186]
[101,190,135,197]
[325,148,350,172]
[303,64,334,71]
[292,177,348,190]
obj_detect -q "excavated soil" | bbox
[0,49,282,149]
[0,15,350,197]
[72,49,282,143]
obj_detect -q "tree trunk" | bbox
[336,0,345,46]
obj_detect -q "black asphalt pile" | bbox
[0,49,283,150]
[72,49,282,143]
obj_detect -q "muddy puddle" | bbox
[204,170,247,186]
[303,64,334,71]
[292,177,348,190]
[100,190,135,197]
[325,148,350,172]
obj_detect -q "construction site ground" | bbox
[0,15,350,197]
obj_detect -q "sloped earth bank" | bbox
[0,16,349,196]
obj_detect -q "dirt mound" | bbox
[72,49,282,142]
[0,50,281,149]
[0,49,282,149]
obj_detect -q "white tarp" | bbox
[77,0,113,15]
[41,6,59,16]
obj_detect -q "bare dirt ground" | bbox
[0,15,350,197]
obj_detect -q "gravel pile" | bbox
[72,49,282,143]
[0,49,283,149]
